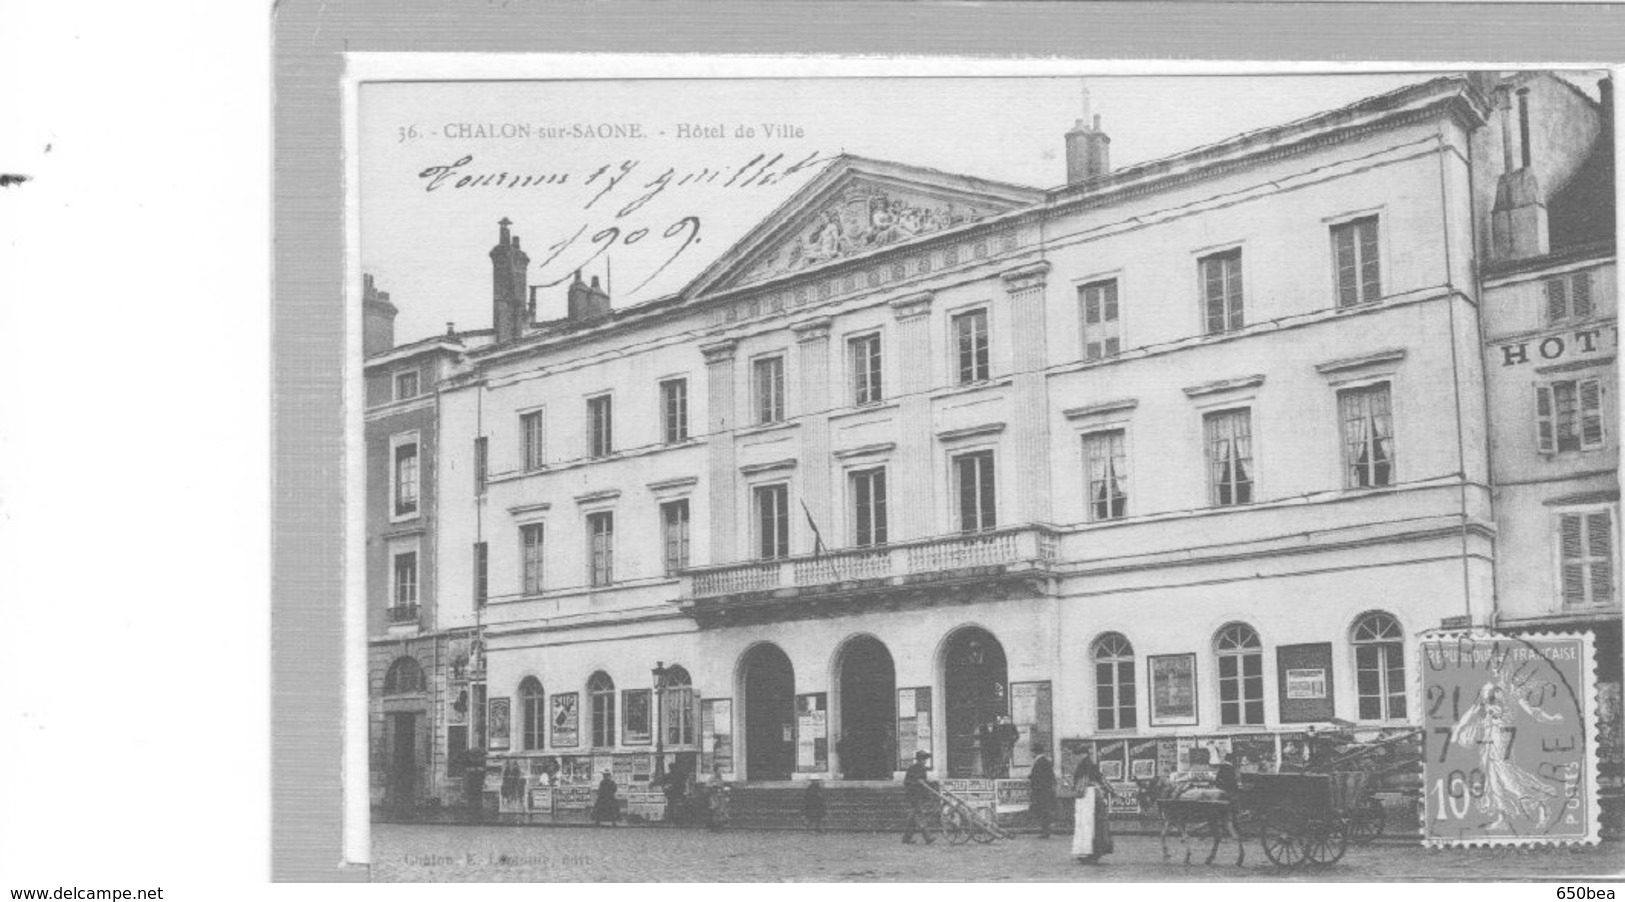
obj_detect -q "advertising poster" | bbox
[896,687,931,769]
[1009,681,1052,771]
[1108,781,1142,814]
[625,790,668,821]
[551,692,579,748]
[796,693,828,772]
[1148,653,1199,726]
[1095,739,1127,781]
[528,786,554,814]
[994,778,1030,813]
[1129,739,1159,779]
[486,696,511,751]
[702,698,734,774]
[1277,642,1336,723]
[1420,632,1598,846]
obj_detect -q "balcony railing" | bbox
[386,603,421,624]
[681,524,1060,601]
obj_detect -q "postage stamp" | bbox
[1419,631,1599,847]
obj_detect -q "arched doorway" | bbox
[942,626,1008,778]
[835,635,897,779]
[740,643,796,781]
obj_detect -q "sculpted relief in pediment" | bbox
[736,183,997,286]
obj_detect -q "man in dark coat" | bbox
[901,750,936,844]
[592,770,619,826]
[975,723,998,778]
[461,746,487,822]
[1028,752,1057,838]
[993,716,1020,778]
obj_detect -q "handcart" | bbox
[927,783,1013,845]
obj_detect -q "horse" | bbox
[1139,777,1247,867]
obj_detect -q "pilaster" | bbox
[1001,261,1053,524]
[793,317,833,552]
[889,292,935,540]
[702,338,739,563]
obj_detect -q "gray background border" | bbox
[273,0,1625,882]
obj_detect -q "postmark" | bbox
[1419,630,1599,847]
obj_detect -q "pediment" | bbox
[685,156,1042,298]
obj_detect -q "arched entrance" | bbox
[835,635,897,779]
[942,626,1008,778]
[740,643,796,781]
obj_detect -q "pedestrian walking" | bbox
[1028,751,1056,838]
[592,770,619,826]
[705,766,730,831]
[663,757,689,823]
[901,750,936,844]
[803,777,827,833]
[1070,751,1115,864]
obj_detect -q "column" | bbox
[889,291,934,541]
[792,316,832,554]
[701,338,739,563]
[1000,261,1053,525]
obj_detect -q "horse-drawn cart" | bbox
[1239,772,1366,868]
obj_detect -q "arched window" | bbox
[662,665,695,747]
[589,671,616,748]
[1352,612,1407,721]
[519,677,545,751]
[383,657,425,695]
[1215,623,1264,726]
[1092,633,1136,731]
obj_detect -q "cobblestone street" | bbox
[373,823,1624,882]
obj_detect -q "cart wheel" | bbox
[1303,821,1349,867]
[1260,815,1309,868]
[1348,801,1385,845]
[941,806,971,845]
[971,811,997,844]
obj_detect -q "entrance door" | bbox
[387,711,420,803]
[942,627,1008,778]
[837,636,897,779]
[742,644,795,780]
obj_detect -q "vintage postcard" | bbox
[345,57,1621,881]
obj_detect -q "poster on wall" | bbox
[1129,739,1159,779]
[702,698,734,774]
[1094,739,1127,781]
[551,693,580,748]
[1419,631,1598,846]
[896,687,932,769]
[797,693,828,772]
[1149,653,1198,726]
[1277,642,1336,723]
[1008,681,1052,772]
[487,697,511,751]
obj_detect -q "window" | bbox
[521,410,545,471]
[1082,430,1128,521]
[1352,613,1407,721]
[850,333,884,405]
[1093,633,1137,731]
[623,689,652,744]
[1558,509,1615,608]
[1537,378,1605,453]
[1340,384,1395,488]
[520,523,545,595]
[590,672,616,748]
[392,439,419,518]
[1079,279,1121,360]
[1205,408,1254,506]
[753,356,785,425]
[1200,249,1244,335]
[394,369,420,401]
[1331,216,1381,307]
[473,541,488,607]
[660,378,690,443]
[588,395,614,457]
[519,676,545,751]
[850,467,888,547]
[383,657,425,695]
[1215,623,1264,726]
[474,437,488,494]
[755,484,791,559]
[661,499,691,575]
[588,511,615,587]
[953,450,997,532]
[391,551,418,609]
[662,665,695,746]
[1545,270,1596,324]
[953,309,990,383]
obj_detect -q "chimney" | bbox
[489,217,531,343]
[567,270,613,320]
[1065,86,1111,185]
[362,273,397,356]
[1491,83,1549,260]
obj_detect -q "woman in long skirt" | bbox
[1070,752,1114,864]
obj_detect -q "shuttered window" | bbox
[1200,250,1244,335]
[953,309,990,383]
[521,523,545,595]
[954,450,997,533]
[1545,271,1596,324]
[850,333,884,405]
[1332,216,1382,307]
[851,467,888,547]
[588,512,614,587]
[1559,510,1615,608]
[1536,378,1605,453]
[1079,279,1122,360]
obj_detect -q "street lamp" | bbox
[652,660,669,782]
